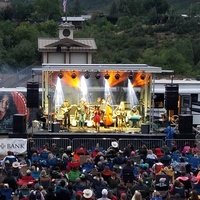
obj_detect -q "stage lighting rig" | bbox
[71,71,77,79]
[95,71,101,79]
[115,72,120,80]
[58,71,64,79]
[104,72,110,80]
[84,71,90,79]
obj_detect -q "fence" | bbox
[27,138,198,152]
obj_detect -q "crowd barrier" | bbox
[27,138,199,152]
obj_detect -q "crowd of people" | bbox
[0,140,200,200]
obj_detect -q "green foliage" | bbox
[0,0,199,76]
[31,0,61,22]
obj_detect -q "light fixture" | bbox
[115,72,120,80]
[128,71,133,80]
[140,71,146,80]
[104,71,110,80]
[95,71,101,79]
[58,71,63,79]
[84,71,90,79]
[71,71,77,79]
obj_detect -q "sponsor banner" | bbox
[0,139,27,155]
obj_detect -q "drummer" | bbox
[127,106,141,128]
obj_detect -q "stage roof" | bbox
[32,64,173,74]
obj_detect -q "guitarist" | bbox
[61,100,71,129]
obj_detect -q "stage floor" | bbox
[8,125,166,140]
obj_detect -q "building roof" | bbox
[38,37,97,52]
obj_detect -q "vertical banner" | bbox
[63,0,67,13]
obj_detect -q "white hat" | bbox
[83,189,93,199]
[111,141,118,148]
[102,189,108,196]
[12,161,20,168]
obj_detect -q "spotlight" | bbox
[140,72,146,80]
[115,72,120,80]
[128,71,133,80]
[84,71,90,79]
[71,71,77,79]
[95,71,101,79]
[104,72,110,80]
[58,71,63,79]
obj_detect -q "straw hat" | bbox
[83,189,93,199]
[12,161,20,168]
[111,141,118,148]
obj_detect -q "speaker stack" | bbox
[13,114,27,134]
[27,82,39,108]
[178,114,193,134]
[165,84,179,110]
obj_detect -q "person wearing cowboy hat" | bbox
[82,189,94,200]
[11,161,22,179]
[106,141,119,158]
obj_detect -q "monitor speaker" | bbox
[13,114,26,134]
[178,114,193,134]
[27,82,39,108]
[165,84,179,110]
[141,124,150,134]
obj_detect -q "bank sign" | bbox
[0,139,27,155]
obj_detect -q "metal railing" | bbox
[27,138,198,153]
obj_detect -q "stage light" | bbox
[84,71,90,79]
[115,72,120,80]
[140,72,146,80]
[128,71,133,80]
[71,71,77,79]
[58,71,64,79]
[104,72,110,80]
[95,71,101,79]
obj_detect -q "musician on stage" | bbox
[127,106,141,128]
[114,101,126,131]
[76,98,88,129]
[36,106,46,129]
[93,105,101,132]
[61,100,71,129]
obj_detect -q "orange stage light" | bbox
[106,71,127,87]
[62,71,80,88]
[133,72,151,87]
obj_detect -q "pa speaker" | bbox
[13,114,26,134]
[165,84,179,110]
[178,114,193,134]
[141,124,150,134]
[27,82,39,108]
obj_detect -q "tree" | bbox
[71,0,82,16]
[10,0,33,21]
[31,0,61,22]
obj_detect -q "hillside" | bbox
[75,0,200,14]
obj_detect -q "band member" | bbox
[115,101,126,131]
[93,105,101,132]
[102,96,113,127]
[36,106,46,129]
[61,100,71,129]
[127,106,141,128]
[76,98,88,129]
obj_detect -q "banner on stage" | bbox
[0,139,27,155]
